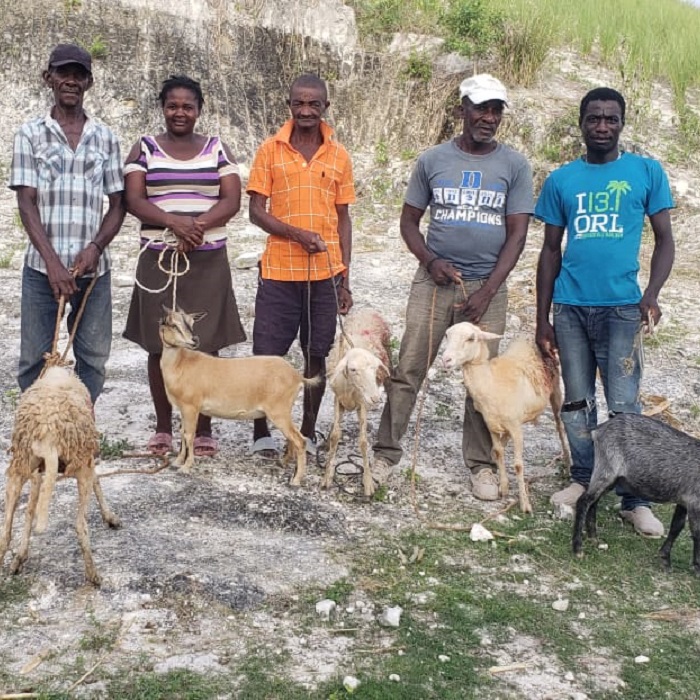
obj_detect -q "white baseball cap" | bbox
[459,74,508,105]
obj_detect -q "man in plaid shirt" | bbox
[247,73,355,457]
[9,44,125,403]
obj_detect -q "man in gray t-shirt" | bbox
[373,74,534,502]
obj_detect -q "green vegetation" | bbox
[88,35,108,59]
[2,497,700,697]
[352,0,700,102]
[401,52,432,82]
[99,433,133,458]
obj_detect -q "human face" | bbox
[460,98,504,147]
[162,87,201,137]
[288,85,328,132]
[580,100,623,161]
[44,64,92,110]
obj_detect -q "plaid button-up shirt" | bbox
[9,112,124,276]
[247,119,355,282]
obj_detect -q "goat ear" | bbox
[190,311,208,324]
[476,329,502,342]
[330,354,349,383]
[376,361,391,385]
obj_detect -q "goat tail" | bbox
[33,441,59,534]
[302,374,325,389]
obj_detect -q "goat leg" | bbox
[93,477,121,529]
[271,413,307,487]
[572,491,595,557]
[659,504,687,572]
[10,471,41,575]
[490,434,509,500]
[322,400,343,490]
[510,427,531,514]
[0,465,27,568]
[358,403,375,498]
[550,384,571,474]
[75,466,101,587]
[686,507,700,577]
[176,406,199,472]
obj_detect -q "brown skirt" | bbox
[123,246,247,354]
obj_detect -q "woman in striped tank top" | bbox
[123,75,246,457]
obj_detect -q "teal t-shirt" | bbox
[535,153,674,306]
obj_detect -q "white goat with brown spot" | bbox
[0,367,121,586]
[322,308,392,497]
[442,322,571,513]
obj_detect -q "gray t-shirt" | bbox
[405,140,533,279]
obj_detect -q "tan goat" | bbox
[322,308,391,497]
[442,322,571,513]
[0,367,121,586]
[160,307,318,485]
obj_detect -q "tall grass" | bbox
[351,0,700,101]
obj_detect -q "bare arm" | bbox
[248,192,327,254]
[336,203,352,314]
[194,142,241,231]
[72,191,126,277]
[400,203,460,285]
[535,223,565,358]
[640,209,675,327]
[16,185,77,299]
[458,212,530,323]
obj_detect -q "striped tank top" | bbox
[124,135,240,246]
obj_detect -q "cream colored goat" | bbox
[322,308,391,497]
[160,307,318,485]
[442,322,571,513]
[0,367,121,586]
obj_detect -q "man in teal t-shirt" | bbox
[535,87,675,537]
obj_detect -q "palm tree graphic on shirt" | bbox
[606,180,632,211]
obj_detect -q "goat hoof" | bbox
[9,556,26,575]
[575,551,584,560]
[107,516,122,530]
[86,572,102,587]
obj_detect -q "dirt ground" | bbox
[0,167,699,695]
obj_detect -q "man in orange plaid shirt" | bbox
[247,73,355,457]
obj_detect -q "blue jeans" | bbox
[554,303,646,510]
[19,266,112,403]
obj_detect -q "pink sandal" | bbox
[147,432,172,456]
[194,435,219,457]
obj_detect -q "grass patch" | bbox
[99,433,133,458]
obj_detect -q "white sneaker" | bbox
[620,506,665,538]
[471,469,499,501]
[372,458,394,485]
[550,482,586,507]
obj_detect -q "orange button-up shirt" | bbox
[247,119,355,281]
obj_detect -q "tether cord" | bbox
[133,230,190,310]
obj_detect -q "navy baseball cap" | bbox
[48,44,92,72]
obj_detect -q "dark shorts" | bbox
[253,274,341,358]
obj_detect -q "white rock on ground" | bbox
[378,605,403,627]
[315,599,336,619]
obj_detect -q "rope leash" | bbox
[133,230,191,310]
[40,273,99,376]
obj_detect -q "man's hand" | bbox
[454,285,493,324]
[46,260,78,300]
[639,291,661,334]
[536,320,558,360]
[428,258,461,286]
[72,244,100,278]
[338,287,353,315]
[292,229,327,254]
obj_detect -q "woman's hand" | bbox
[167,215,203,249]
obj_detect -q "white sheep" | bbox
[322,308,391,497]
[442,322,571,513]
[160,307,317,485]
[0,367,121,586]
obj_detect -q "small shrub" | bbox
[440,0,504,58]
[99,434,133,459]
[89,35,108,59]
[402,52,432,82]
